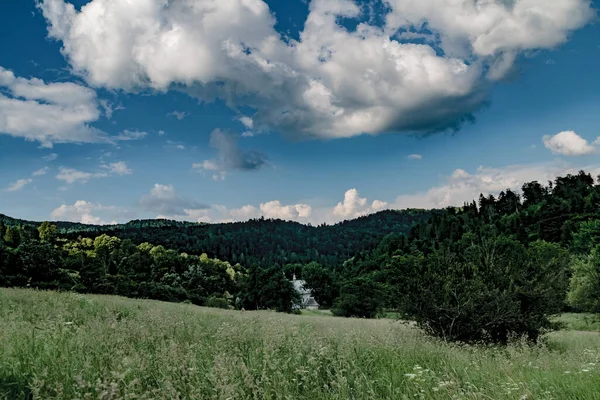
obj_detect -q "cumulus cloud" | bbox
[39,0,595,139]
[56,161,132,184]
[5,178,33,192]
[408,154,422,160]
[0,66,105,146]
[543,130,598,156]
[333,188,387,220]
[139,184,208,216]
[193,129,268,180]
[167,200,313,224]
[239,116,254,130]
[100,161,132,175]
[0,66,147,146]
[260,201,312,220]
[50,200,127,225]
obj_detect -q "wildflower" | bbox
[404,373,416,379]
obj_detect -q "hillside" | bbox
[0,209,439,268]
[2,288,599,400]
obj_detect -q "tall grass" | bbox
[1,288,600,399]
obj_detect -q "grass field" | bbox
[1,288,600,399]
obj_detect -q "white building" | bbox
[291,275,320,310]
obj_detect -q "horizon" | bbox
[1,0,600,225]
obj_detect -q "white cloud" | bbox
[0,66,106,146]
[332,188,387,220]
[384,0,593,58]
[42,153,58,161]
[239,116,254,129]
[39,0,594,140]
[50,200,123,225]
[56,161,132,184]
[56,167,102,184]
[32,167,49,176]
[543,130,598,156]
[371,199,389,211]
[408,154,422,160]
[158,130,166,136]
[152,195,312,224]
[167,111,189,120]
[165,140,186,150]
[139,184,208,216]
[113,130,148,142]
[6,178,33,192]
[260,201,312,220]
[99,99,124,119]
[193,129,268,180]
[101,161,132,175]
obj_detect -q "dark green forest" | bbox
[2,170,600,343]
[1,209,437,268]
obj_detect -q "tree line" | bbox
[1,209,437,268]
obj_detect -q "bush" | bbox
[401,232,570,344]
[331,276,382,318]
[205,296,231,309]
[568,245,600,313]
[137,282,189,303]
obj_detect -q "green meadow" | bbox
[1,288,600,400]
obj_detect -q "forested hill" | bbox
[0,209,438,268]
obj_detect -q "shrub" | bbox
[331,276,382,318]
[401,231,570,344]
[568,245,600,313]
[205,296,231,309]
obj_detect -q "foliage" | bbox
[205,296,232,309]
[342,171,598,342]
[0,224,247,309]
[568,245,600,313]
[400,233,569,343]
[237,264,300,313]
[301,261,338,308]
[1,209,437,268]
[331,275,382,318]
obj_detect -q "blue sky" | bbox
[1,0,599,225]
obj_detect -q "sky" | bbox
[0,0,599,225]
